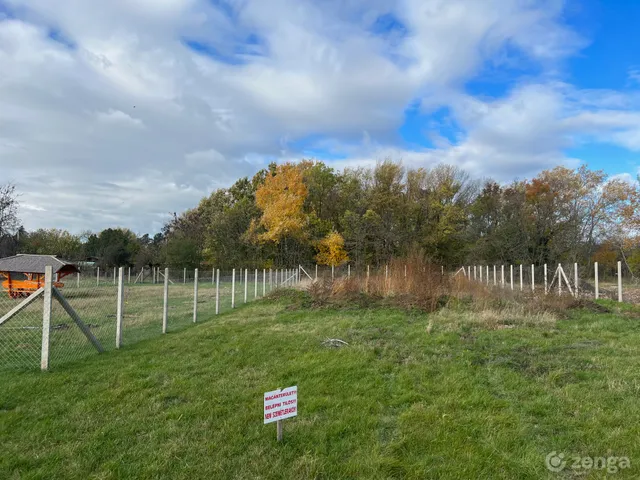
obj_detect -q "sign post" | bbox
[264,386,297,442]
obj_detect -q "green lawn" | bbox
[1,291,639,479]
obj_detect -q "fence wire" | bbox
[0,266,298,372]
[0,292,42,371]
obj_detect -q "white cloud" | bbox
[0,0,638,233]
[95,109,144,128]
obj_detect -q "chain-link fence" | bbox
[0,291,42,372]
[0,266,300,372]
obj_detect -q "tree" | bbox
[20,229,83,260]
[0,183,20,257]
[315,232,349,267]
[254,163,308,243]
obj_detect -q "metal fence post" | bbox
[116,267,124,348]
[41,265,53,370]
[162,268,169,333]
[193,268,199,323]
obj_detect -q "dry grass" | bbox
[309,258,585,329]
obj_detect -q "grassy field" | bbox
[1,291,640,479]
[0,278,270,371]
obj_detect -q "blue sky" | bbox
[0,0,639,233]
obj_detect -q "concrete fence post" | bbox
[77,272,80,288]
[574,263,579,297]
[116,267,124,348]
[269,268,272,291]
[594,262,599,299]
[244,268,248,303]
[215,269,220,314]
[255,269,258,299]
[113,267,116,285]
[493,265,496,286]
[41,265,53,370]
[263,269,266,296]
[520,264,523,291]
[162,268,169,333]
[544,264,548,294]
[128,267,131,284]
[618,261,623,303]
[486,266,489,285]
[479,266,482,282]
[193,268,199,323]
[510,265,514,290]
[97,267,100,286]
[531,265,535,291]
[184,267,187,284]
[231,269,236,308]
[501,265,505,287]
[332,265,334,280]
[558,264,562,296]
[315,264,318,281]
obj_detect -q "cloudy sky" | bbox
[1,0,639,235]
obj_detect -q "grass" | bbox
[1,291,640,479]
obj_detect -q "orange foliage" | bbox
[315,232,349,267]
[255,163,308,243]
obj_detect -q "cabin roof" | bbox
[0,254,79,275]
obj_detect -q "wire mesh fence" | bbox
[0,292,42,372]
[0,266,298,372]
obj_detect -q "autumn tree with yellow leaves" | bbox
[315,231,349,267]
[253,163,309,243]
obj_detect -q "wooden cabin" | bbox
[0,254,79,299]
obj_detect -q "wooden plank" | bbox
[0,288,44,326]
[53,287,104,353]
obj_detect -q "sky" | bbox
[0,0,639,235]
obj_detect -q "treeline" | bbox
[1,160,639,274]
